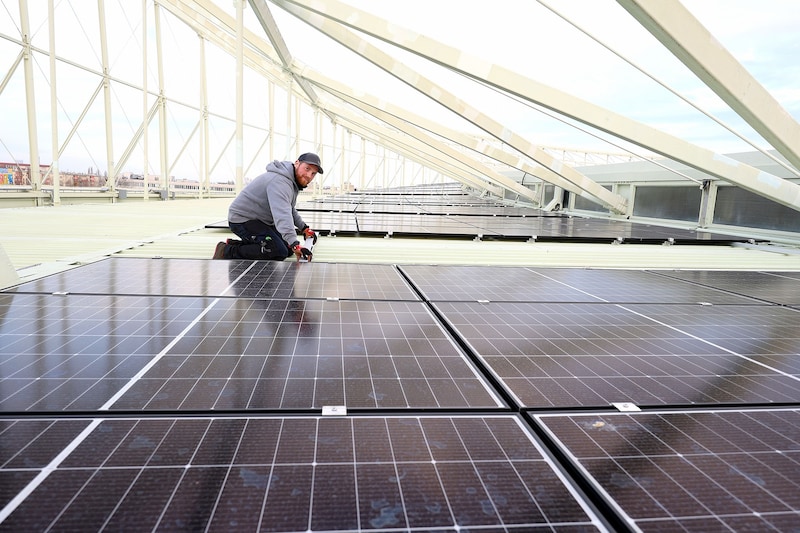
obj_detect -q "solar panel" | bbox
[7,258,252,297]
[0,415,607,532]
[215,206,741,242]
[629,301,800,359]
[8,259,420,301]
[294,211,360,233]
[353,213,505,237]
[534,408,800,531]
[656,270,800,305]
[529,268,760,304]
[0,293,215,411]
[0,292,501,412]
[400,265,755,303]
[226,261,420,301]
[109,298,502,411]
[432,301,800,408]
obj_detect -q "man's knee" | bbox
[228,241,288,261]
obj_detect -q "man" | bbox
[213,153,321,261]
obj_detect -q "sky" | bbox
[0,0,799,180]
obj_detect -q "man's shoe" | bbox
[212,242,226,259]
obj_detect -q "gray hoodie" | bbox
[228,160,307,246]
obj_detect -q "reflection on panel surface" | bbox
[227,261,419,301]
[657,270,800,305]
[0,293,214,411]
[401,265,757,304]
[8,259,420,301]
[1,415,605,532]
[110,299,501,411]
[535,409,800,531]
[433,301,800,407]
[8,258,252,297]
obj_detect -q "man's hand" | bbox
[302,225,317,244]
[292,243,313,262]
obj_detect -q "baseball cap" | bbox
[298,153,323,174]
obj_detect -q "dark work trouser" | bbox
[227,220,292,260]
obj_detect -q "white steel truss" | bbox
[273,0,800,212]
[1,0,798,214]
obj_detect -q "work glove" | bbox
[292,242,313,262]
[302,225,318,245]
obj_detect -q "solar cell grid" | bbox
[657,270,800,305]
[401,265,759,304]
[618,302,800,356]
[433,301,800,407]
[226,261,419,301]
[0,415,605,532]
[530,268,757,304]
[0,293,215,412]
[110,298,503,410]
[534,409,800,531]
[401,265,594,302]
[6,258,252,297]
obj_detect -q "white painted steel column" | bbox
[19,0,41,196]
[268,81,275,166]
[154,2,169,198]
[48,0,60,204]
[199,35,209,198]
[359,137,365,192]
[339,126,345,192]
[381,147,387,190]
[235,0,244,192]
[294,95,300,154]
[98,0,115,190]
[285,82,292,157]
[142,0,149,200]
[313,109,320,195]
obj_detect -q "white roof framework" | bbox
[1,0,799,212]
[270,0,800,211]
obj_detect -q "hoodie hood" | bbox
[266,160,305,190]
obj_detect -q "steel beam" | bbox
[98,0,115,190]
[321,99,506,197]
[298,66,599,203]
[273,0,628,214]
[617,0,800,173]
[19,0,41,194]
[326,102,501,196]
[298,67,545,204]
[48,0,60,204]
[274,0,800,212]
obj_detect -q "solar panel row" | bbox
[210,196,736,242]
